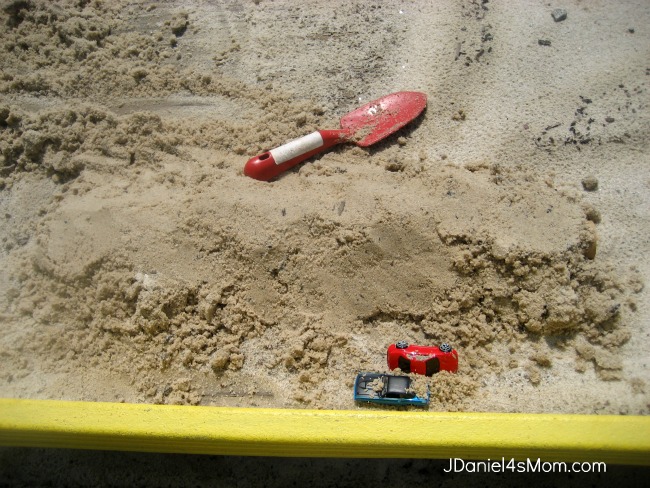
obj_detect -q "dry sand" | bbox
[0,0,648,414]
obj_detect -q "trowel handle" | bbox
[244,129,350,181]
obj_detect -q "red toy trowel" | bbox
[243,91,427,181]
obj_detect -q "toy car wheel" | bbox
[395,341,409,349]
[439,343,452,353]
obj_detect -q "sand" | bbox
[0,0,648,415]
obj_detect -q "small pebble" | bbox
[552,8,567,22]
[538,39,551,46]
[582,175,599,192]
[605,116,615,123]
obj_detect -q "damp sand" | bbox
[0,0,648,414]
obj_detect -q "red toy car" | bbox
[387,341,458,376]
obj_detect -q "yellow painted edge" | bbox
[0,398,649,464]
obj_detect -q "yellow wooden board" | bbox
[0,399,648,465]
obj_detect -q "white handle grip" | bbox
[270,131,324,165]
